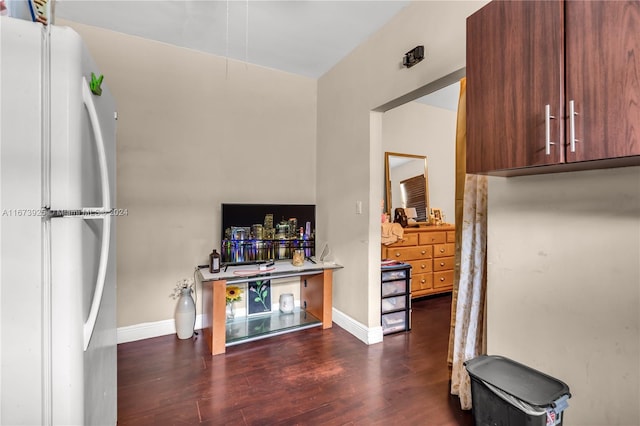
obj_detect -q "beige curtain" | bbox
[447,78,467,373]
[448,77,489,410]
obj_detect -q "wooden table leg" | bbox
[203,279,228,355]
[300,269,333,329]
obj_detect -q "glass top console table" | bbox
[197,260,342,355]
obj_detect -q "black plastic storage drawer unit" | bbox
[380,262,411,335]
[465,355,571,426]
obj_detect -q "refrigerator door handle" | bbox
[82,77,112,351]
[81,76,111,212]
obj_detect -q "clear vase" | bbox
[226,301,235,320]
[174,287,196,339]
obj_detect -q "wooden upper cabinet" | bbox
[466,0,640,176]
[565,1,640,163]
[466,0,564,173]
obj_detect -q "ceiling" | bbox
[55,0,410,79]
[55,0,460,110]
[415,81,460,111]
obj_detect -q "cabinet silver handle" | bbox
[569,100,579,153]
[545,104,556,155]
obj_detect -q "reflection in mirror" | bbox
[385,152,429,222]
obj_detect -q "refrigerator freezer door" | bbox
[49,25,117,425]
[0,16,46,425]
[50,32,116,213]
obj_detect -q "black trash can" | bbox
[464,355,571,426]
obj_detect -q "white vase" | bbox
[279,293,294,314]
[175,287,196,339]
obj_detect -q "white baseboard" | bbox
[117,310,383,346]
[332,307,383,345]
[117,314,203,344]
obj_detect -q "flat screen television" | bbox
[221,203,316,264]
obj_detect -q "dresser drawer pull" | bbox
[421,279,426,284]
[421,264,427,269]
[421,250,426,255]
[439,262,445,267]
[439,248,445,253]
[440,277,445,282]
[395,253,401,257]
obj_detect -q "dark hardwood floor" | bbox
[117,294,474,425]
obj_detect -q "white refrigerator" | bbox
[0,16,117,425]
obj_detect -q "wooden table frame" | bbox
[200,268,334,355]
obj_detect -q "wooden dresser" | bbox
[381,224,455,299]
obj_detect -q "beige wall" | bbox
[382,101,456,220]
[317,0,481,333]
[62,2,640,423]
[318,1,638,425]
[487,166,640,425]
[61,21,317,327]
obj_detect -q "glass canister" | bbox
[291,249,304,266]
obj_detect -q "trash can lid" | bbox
[464,355,571,407]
